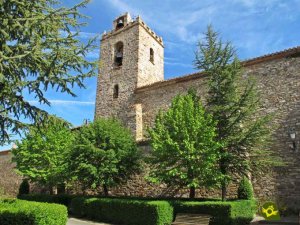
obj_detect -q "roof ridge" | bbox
[242,45,300,66]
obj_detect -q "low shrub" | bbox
[18,193,75,208]
[0,199,68,225]
[19,194,257,225]
[70,197,174,225]
[18,193,221,205]
[230,200,257,225]
[172,199,257,225]
[237,177,254,200]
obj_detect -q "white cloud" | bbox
[109,0,132,13]
[103,0,300,64]
[107,0,148,20]
[232,0,282,8]
[60,30,99,40]
[105,0,215,44]
[78,31,100,40]
[165,61,192,68]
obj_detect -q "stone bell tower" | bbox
[94,13,164,140]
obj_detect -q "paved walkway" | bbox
[251,215,299,224]
[68,215,299,225]
[67,218,113,225]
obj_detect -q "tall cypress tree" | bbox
[194,26,281,201]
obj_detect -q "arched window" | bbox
[150,48,154,63]
[113,84,119,99]
[114,42,124,67]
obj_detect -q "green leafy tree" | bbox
[148,91,221,198]
[194,26,281,200]
[0,0,97,144]
[12,117,74,194]
[68,118,140,196]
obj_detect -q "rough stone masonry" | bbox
[94,13,300,209]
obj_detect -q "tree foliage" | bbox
[0,0,97,144]
[194,26,281,200]
[12,117,74,193]
[148,91,221,198]
[68,118,141,195]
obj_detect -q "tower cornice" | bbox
[101,16,164,47]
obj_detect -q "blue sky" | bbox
[1,0,300,150]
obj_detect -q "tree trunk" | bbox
[49,186,53,195]
[221,183,227,201]
[103,184,109,196]
[220,157,227,201]
[189,186,196,199]
[57,183,66,194]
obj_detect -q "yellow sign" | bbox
[260,201,280,221]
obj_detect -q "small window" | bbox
[150,48,154,63]
[114,42,124,67]
[113,84,119,99]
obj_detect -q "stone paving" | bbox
[67,218,113,225]
[68,215,299,225]
[250,215,299,225]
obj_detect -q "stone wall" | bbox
[119,55,299,208]
[95,15,164,140]
[94,13,300,208]
[137,17,164,87]
[95,21,139,137]
[0,151,22,197]
[2,54,300,208]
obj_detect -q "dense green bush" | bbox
[172,199,257,225]
[18,194,76,208]
[70,197,173,225]
[237,177,254,200]
[18,179,30,196]
[0,199,68,225]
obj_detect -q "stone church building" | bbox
[94,13,300,208]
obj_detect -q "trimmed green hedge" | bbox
[18,193,221,204]
[70,197,174,225]
[18,194,257,225]
[18,194,75,208]
[0,199,68,225]
[69,197,87,217]
[172,199,257,225]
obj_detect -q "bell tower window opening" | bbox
[113,84,119,99]
[150,48,154,63]
[115,42,124,67]
[116,18,124,29]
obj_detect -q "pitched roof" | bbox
[135,45,300,93]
